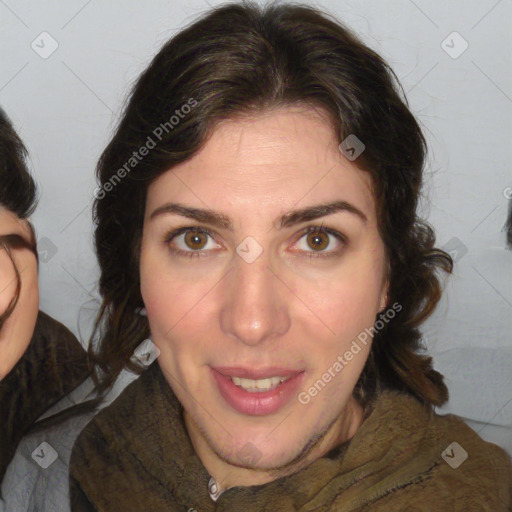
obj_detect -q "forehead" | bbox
[146,106,376,222]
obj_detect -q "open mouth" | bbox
[211,367,305,416]
[230,375,292,393]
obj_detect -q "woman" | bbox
[0,108,89,494]
[69,2,512,510]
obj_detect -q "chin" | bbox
[200,410,325,472]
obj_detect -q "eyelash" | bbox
[163,225,347,260]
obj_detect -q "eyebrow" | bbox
[0,233,35,252]
[149,200,368,230]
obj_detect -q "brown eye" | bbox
[293,226,346,259]
[165,227,220,258]
[184,229,208,250]
[306,229,329,251]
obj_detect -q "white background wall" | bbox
[1,0,511,454]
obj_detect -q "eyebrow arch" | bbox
[150,200,368,230]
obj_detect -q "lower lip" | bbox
[211,368,305,416]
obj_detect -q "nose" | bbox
[219,251,290,347]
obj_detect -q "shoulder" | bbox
[2,368,137,512]
[32,310,87,365]
[22,310,89,399]
[70,367,150,471]
[426,408,512,508]
[70,365,158,469]
[69,364,176,508]
[0,310,89,487]
[354,390,512,510]
[1,384,96,512]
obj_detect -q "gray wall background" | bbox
[1,0,511,454]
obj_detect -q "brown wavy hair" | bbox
[88,1,453,407]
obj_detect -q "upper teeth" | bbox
[231,376,289,392]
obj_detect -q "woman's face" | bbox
[0,208,39,380]
[140,106,388,478]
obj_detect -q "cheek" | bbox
[311,254,386,334]
[139,243,205,347]
[140,255,173,334]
